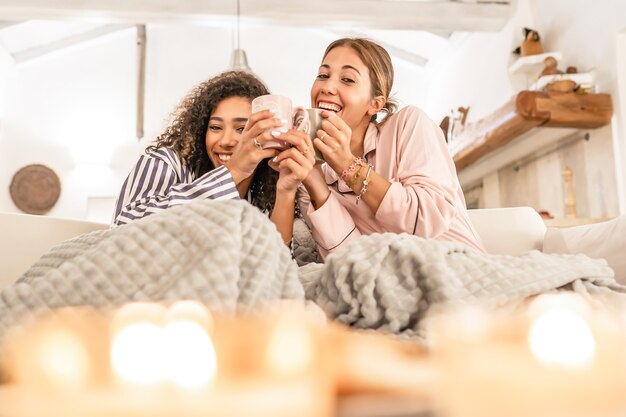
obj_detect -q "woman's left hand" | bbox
[313,110,357,174]
[269,129,316,194]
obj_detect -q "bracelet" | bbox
[340,157,364,183]
[345,162,367,188]
[355,164,373,205]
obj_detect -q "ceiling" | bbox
[0,0,514,67]
[0,0,513,31]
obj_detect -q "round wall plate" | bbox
[9,164,61,215]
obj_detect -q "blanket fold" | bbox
[304,233,624,337]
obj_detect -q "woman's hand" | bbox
[313,110,357,175]
[226,109,282,184]
[269,129,316,195]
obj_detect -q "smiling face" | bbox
[205,96,251,168]
[311,45,383,135]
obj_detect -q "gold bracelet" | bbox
[355,164,373,205]
[345,161,367,188]
[340,157,364,182]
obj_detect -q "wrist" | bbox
[275,185,298,199]
[302,165,324,188]
[339,157,367,188]
[341,155,358,172]
[225,163,248,185]
[332,156,357,177]
[304,180,331,210]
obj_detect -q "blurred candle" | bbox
[111,320,165,385]
[31,327,91,388]
[3,309,108,389]
[0,303,331,417]
[110,301,217,389]
[165,301,214,334]
[162,319,217,389]
[266,315,314,376]
[430,294,626,417]
[110,303,168,386]
[528,294,595,368]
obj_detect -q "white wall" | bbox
[423,0,626,215]
[7,0,623,222]
[532,0,626,214]
[422,0,535,121]
[0,24,426,222]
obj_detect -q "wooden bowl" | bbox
[546,79,577,94]
[9,164,61,215]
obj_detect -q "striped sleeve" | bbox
[112,148,240,226]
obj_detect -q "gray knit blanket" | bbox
[0,200,302,343]
[1,200,625,347]
[300,234,626,338]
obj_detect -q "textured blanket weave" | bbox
[0,200,302,343]
[2,204,626,348]
[300,233,626,338]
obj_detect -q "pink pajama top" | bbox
[297,105,485,258]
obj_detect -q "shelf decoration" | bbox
[449,90,613,172]
[512,27,543,57]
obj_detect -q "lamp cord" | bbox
[236,0,240,49]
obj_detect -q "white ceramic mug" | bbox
[251,94,308,150]
[299,108,325,161]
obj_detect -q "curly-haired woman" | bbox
[112,71,315,245]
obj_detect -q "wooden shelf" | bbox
[450,91,613,178]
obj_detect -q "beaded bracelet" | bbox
[345,162,367,188]
[340,157,364,183]
[355,163,373,205]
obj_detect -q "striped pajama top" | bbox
[112,147,240,226]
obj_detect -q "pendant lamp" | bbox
[230,0,251,72]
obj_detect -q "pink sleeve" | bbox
[297,186,362,259]
[375,107,461,238]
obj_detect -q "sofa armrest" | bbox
[0,212,108,290]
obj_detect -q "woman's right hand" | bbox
[269,129,316,195]
[226,109,283,184]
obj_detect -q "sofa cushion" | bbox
[543,215,626,284]
[467,207,547,256]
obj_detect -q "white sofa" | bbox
[0,212,108,290]
[470,207,625,284]
[466,206,546,255]
[0,207,549,292]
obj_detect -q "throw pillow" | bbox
[543,215,626,284]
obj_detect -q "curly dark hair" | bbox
[147,70,277,213]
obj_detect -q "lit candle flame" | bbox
[35,328,91,387]
[266,318,313,376]
[162,319,217,389]
[110,302,217,389]
[111,322,165,385]
[528,295,596,368]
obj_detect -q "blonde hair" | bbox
[323,38,398,122]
